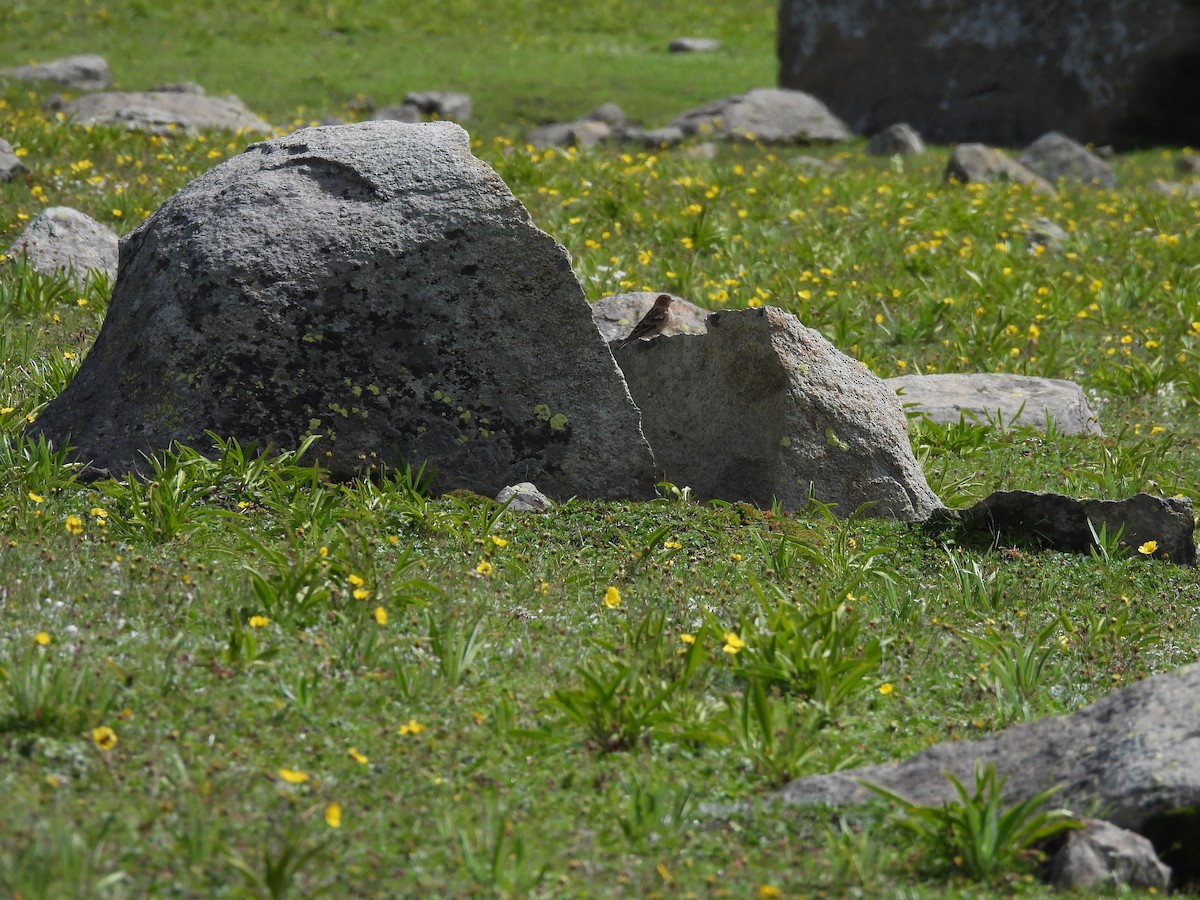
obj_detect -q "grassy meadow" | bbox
[3,1,1200,896]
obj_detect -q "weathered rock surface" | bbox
[591,292,709,343]
[527,120,611,150]
[1025,216,1069,251]
[610,306,942,519]
[944,144,1053,193]
[495,482,554,512]
[777,0,1200,148]
[0,54,112,91]
[866,123,924,156]
[776,662,1200,837]
[888,373,1101,435]
[29,121,659,500]
[938,491,1196,565]
[370,104,422,124]
[404,91,471,121]
[5,206,118,282]
[0,138,26,181]
[1050,819,1172,891]
[670,88,853,144]
[61,91,272,135]
[1017,132,1116,189]
[669,37,721,53]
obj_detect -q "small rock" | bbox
[614,125,685,148]
[527,120,610,150]
[1017,132,1116,189]
[0,137,27,181]
[866,122,925,156]
[1050,819,1171,890]
[404,91,471,121]
[0,54,111,91]
[945,144,1054,193]
[669,37,721,53]
[1148,180,1200,199]
[495,482,554,512]
[887,373,1100,435]
[371,103,422,123]
[1026,216,1069,251]
[581,103,628,128]
[1174,153,1200,174]
[5,206,118,283]
[671,88,853,144]
[941,490,1195,565]
[681,141,719,160]
[150,81,206,95]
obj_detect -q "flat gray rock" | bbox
[0,54,111,91]
[939,490,1195,565]
[888,373,1101,435]
[776,663,1200,836]
[670,88,853,144]
[404,91,471,121]
[5,206,118,282]
[29,122,659,500]
[611,306,942,520]
[866,123,925,156]
[62,91,272,135]
[370,103,421,123]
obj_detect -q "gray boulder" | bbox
[888,373,1101,435]
[581,103,629,128]
[669,38,721,53]
[776,663,1200,868]
[62,91,272,135]
[1050,819,1171,891]
[5,206,118,282]
[0,54,111,91]
[866,123,925,156]
[777,0,1200,148]
[670,88,853,144]
[1175,153,1200,174]
[1025,216,1069,251]
[944,144,1054,193]
[615,126,686,149]
[28,121,659,500]
[591,292,709,344]
[1148,180,1200,199]
[939,490,1195,565]
[1017,132,1116,189]
[526,120,611,150]
[0,138,26,181]
[610,306,942,520]
[371,104,422,124]
[404,91,471,121]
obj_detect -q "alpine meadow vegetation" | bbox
[2,1,1200,895]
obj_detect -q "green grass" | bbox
[3,1,1200,895]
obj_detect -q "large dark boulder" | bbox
[29,121,659,499]
[777,0,1200,148]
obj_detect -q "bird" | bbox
[617,294,674,349]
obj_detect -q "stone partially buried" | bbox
[29,121,658,500]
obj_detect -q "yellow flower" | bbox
[248,616,270,628]
[278,768,309,784]
[373,606,387,625]
[91,726,118,751]
[490,535,509,547]
[347,573,364,586]
[348,747,368,764]
[680,633,695,645]
[730,553,743,562]
[398,719,426,736]
[319,546,329,557]
[603,586,621,609]
[34,631,50,646]
[64,514,83,535]
[475,560,493,576]
[388,534,400,544]
[758,886,782,899]
[879,682,895,695]
[663,540,682,550]
[325,802,342,828]
[353,588,370,601]
[1138,540,1158,555]
[28,491,43,504]
[722,632,746,654]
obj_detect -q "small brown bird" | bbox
[618,294,674,349]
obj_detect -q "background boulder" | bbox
[5,206,118,282]
[778,0,1200,148]
[30,121,659,500]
